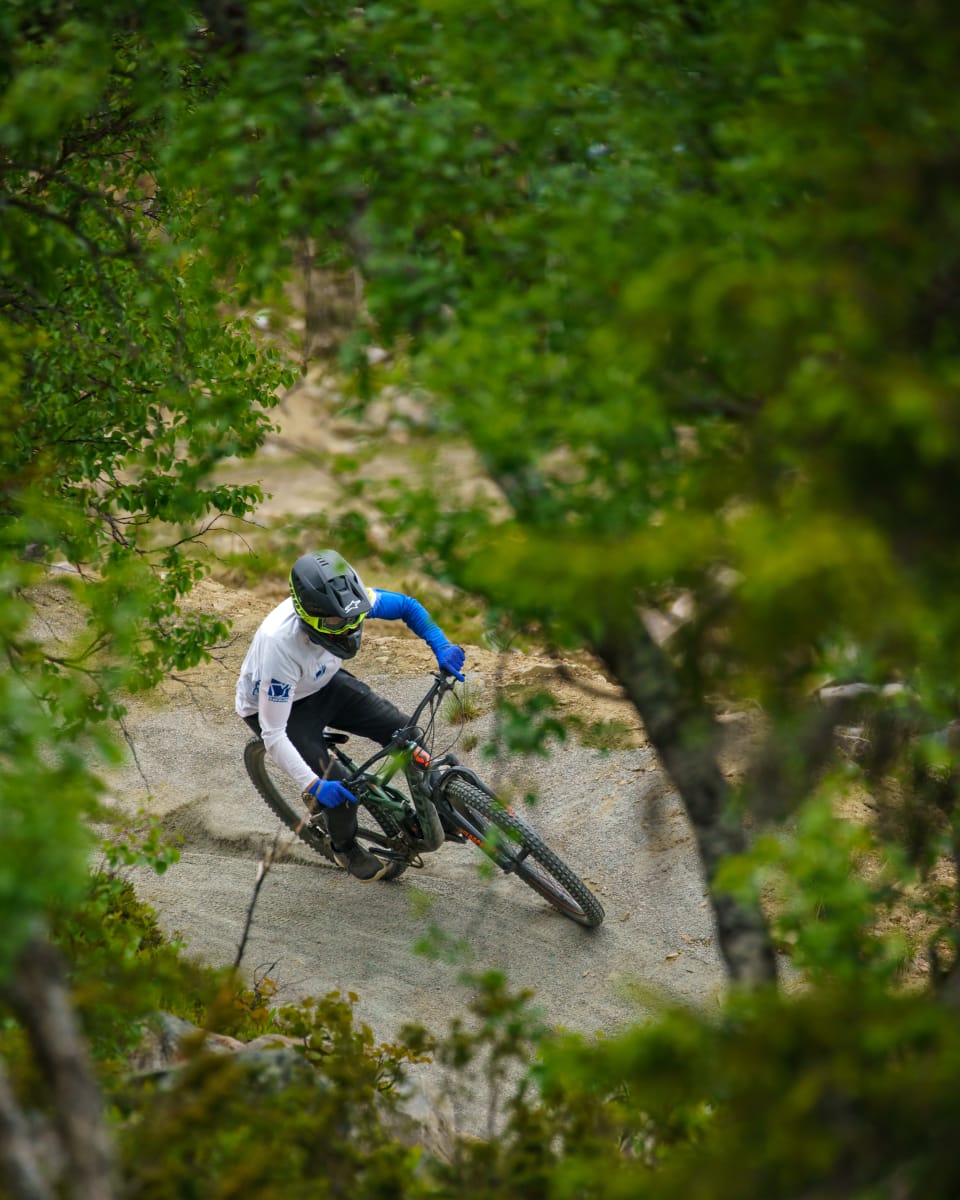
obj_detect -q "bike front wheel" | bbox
[243,739,409,881]
[444,778,605,928]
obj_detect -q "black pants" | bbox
[243,670,410,847]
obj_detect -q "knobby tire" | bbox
[243,738,408,881]
[444,778,605,928]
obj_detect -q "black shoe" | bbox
[331,841,390,882]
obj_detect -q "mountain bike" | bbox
[243,672,605,928]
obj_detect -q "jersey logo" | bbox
[314,664,327,680]
[267,678,292,702]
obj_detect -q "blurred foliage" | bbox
[9,862,960,1196]
[212,509,380,588]
[5,0,960,1193]
[489,685,637,753]
[719,786,914,987]
[532,982,960,1199]
[0,1,294,975]
[489,689,569,760]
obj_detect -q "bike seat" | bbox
[322,729,349,745]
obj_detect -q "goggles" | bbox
[293,593,367,636]
[301,610,366,636]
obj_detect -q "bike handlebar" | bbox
[408,670,458,728]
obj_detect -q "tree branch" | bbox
[234,828,293,974]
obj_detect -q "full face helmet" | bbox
[289,549,372,659]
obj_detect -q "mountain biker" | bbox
[236,549,466,882]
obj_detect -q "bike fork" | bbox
[405,770,445,852]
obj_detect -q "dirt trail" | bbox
[63,375,734,1127]
[105,578,725,1034]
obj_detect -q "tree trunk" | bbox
[3,933,115,1200]
[0,1060,51,1200]
[598,624,778,987]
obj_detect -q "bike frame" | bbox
[326,671,460,820]
[323,671,499,841]
[245,668,605,924]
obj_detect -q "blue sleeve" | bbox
[369,589,451,655]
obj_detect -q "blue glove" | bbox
[436,644,465,681]
[306,778,355,809]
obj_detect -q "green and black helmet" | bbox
[289,549,372,659]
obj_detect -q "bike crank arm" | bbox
[354,827,424,868]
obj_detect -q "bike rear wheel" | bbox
[444,778,605,928]
[243,739,409,881]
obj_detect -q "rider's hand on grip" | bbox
[305,778,355,809]
[436,643,465,681]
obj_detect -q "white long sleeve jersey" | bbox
[234,597,345,791]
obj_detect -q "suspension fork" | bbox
[402,744,446,852]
